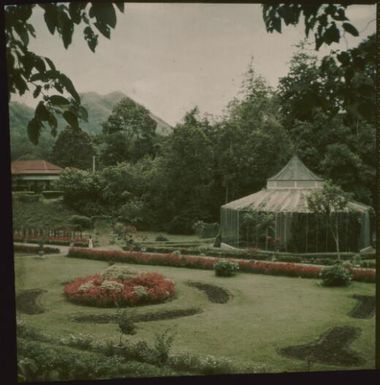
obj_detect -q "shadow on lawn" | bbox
[278,326,364,367]
[186,281,231,304]
[71,307,203,324]
[16,289,47,314]
[348,295,375,319]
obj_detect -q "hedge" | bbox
[66,248,375,283]
[13,238,89,247]
[41,191,63,199]
[139,245,356,266]
[14,244,60,254]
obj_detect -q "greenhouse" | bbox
[220,155,372,253]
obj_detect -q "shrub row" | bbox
[141,245,355,265]
[14,238,88,247]
[17,320,245,377]
[13,244,60,254]
[17,338,176,382]
[41,191,63,199]
[66,248,375,283]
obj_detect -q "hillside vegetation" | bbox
[12,199,78,230]
[9,91,172,161]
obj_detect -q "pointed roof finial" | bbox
[268,154,323,182]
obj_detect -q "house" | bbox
[11,160,63,192]
[220,155,372,252]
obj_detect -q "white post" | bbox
[92,156,96,173]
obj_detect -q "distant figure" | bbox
[88,236,93,248]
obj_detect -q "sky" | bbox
[12,3,376,126]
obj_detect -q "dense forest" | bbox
[10,35,375,234]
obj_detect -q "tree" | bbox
[57,167,102,216]
[214,66,292,203]
[262,4,375,122]
[159,107,215,233]
[99,97,157,165]
[5,2,124,143]
[51,126,95,169]
[307,181,351,260]
[277,43,375,206]
[262,3,362,51]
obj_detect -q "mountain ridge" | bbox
[8,91,173,160]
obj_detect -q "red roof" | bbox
[11,160,63,175]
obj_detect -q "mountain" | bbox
[78,91,173,135]
[8,102,56,161]
[8,91,173,160]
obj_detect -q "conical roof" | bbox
[268,154,323,181]
[222,155,370,213]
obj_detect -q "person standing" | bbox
[88,235,93,248]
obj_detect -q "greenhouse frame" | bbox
[220,155,372,253]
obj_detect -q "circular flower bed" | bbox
[64,271,175,307]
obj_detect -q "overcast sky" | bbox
[12,3,376,126]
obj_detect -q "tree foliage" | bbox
[262,3,360,50]
[51,126,95,169]
[99,97,157,165]
[5,2,124,143]
[278,41,375,206]
[214,67,292,203]
[307,181,351,259]
[159,108,215,233]
[57,168,103,216]
[262,3,375,123]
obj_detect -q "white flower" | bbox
[78,281,95,292]
[133,285,148,297]
[100,280,124,292]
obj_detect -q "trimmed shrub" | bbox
[69,215,93,230]
[155,234,169,242]
[320,264,352,287]
[14,192,40,203]
[214,260,239,277]
[13,244,60,254]
[41,191,63,199]
[118,310,136,336]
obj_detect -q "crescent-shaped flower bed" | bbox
[66,247,375,283]
[64,272,175,307]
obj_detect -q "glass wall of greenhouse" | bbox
[220,155,372,253]
[220,208,371,252]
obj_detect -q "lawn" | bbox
[14,252,375,377]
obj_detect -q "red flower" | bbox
[66,247,374,283]
[64,271,175,307]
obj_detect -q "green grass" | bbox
[14,253,375,375]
